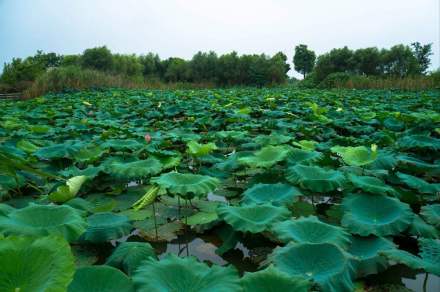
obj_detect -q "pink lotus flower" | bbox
[144,133,152,143]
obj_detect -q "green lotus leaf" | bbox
[187,140,217,157]
[396,172,440,196]
[186,211,218,226]
[0,204,87,242]
[292,140,317,151]
[341,194,413,236]
[420,204,440,228]
[286,165,346,193]
[348,235,396,277]
[348,174,396,195]
[81,212,132,243]
[398,135,440,151]
[408,215,439,239]
[241,183,302,206]
[217,203,290,233]
[133,254,240,292]
[238,145,291,168]
[105,158,162,180]
[331,145,377,166]
[0,203,15,216]
[102,139,143,151]
[240,265,310,292]
[380,238,440,276]
[49,175,88,203]
[16,139,40,153]
[287,148,323,165]
[255,133,292,146]
[0,235,75,292]
[72,145,107,163]
[68,265,135,292]
[272,216,351,248]
[60,165,103,179]
[151,172,220,199]
[270,242,355,292]
[106,242,156,275]
[34,143,77,160]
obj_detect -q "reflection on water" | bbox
[403,273,440,292]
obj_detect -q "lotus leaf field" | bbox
[0,88,439,291]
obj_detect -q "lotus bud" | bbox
[144,133,152,143]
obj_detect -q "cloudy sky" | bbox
[0,0,438,76]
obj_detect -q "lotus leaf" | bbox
[348,236,396,277]
[331,145,377,166]
[408,215,439,239]
[270,242,355,292]
[287,148,323,165]
[398,135,440,151]
[187,140,218,156]
[217,203,290,233]
[240,265,310,292]
[105,158,162,179]
[286,165,346,192]
[396,172,440,196]
[272,216,351,248]
[342,194,413,236]
[81,212,132,243]
[348,174,396,195]
[0,204,87,242]
[133,254,240,292]
[0,236,75,292]
[241,183,302,206]
[106,242,157,275]
[420,204,440,228]
[238,145,291,168]
[151,172,220,199]
[49,175,88,203]
[68,265,135,292]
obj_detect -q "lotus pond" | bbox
[0,88,439,292]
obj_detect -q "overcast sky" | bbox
[0,0,438,77]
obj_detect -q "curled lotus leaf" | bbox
[151,172,220,199]
[186,140,217,157]
[396,172,440,197]
[331,145,377,167]
[341,194,413,236]
[106,242,157,275]
[398,135,440,151]
[68,265,135,292]
[272,216,351,248]
[348,235,396,277]
[240,265,311,292]
[0,204,87,242]
[269,242,355,292]
[0,235,75,292]
[286,165,346,193]
[287,148,324,165]
[238,145,291,168]
[348,174,396,195]
[420,204,440,228]
[133,254,240,292]
[217,203,290,233]
[105,158,163,180]
[408,215,439,239]
[49,175,88,203]
[81,212,132,243]
[380,238,440,276]
[241,183,302,206]
[292,140,317,151]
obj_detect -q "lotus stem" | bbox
[423,272,428,292]
[152,201,158,240]
[177,196,181,221]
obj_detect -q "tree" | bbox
[381,45,419,77]
[81,46,113,71]
[293,45,316,78]
[411,42,433,74]
[352,47,381,75]
[314,47,355,81]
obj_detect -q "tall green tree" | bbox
[81,46,113,71]
[411,42,433,74]
[293,45,316,78]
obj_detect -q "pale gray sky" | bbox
[1,0,439,77]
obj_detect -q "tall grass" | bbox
[24,66,216,98]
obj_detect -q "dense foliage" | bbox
[0,88,439,291]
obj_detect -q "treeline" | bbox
[0,47,290,93]
[293,42,437,88]
[0,42,437,95]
